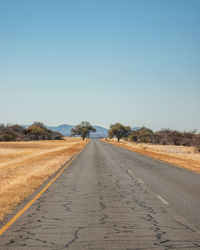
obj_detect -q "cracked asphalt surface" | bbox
[0,140,200,249]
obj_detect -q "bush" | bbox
[0,134,15,141]
[0,122,63,141]
[0,124,26,141]
[130,127,154,143]
[129,127,200,152]
[152,130,198,147]
[26,123,63,140]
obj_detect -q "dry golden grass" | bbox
[102,138,200,174]
[0,137,88,221]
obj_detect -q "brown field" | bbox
[0,137,88,221]
[102,138,200,174]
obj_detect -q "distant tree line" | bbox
[0,122,63,141]
[108,123,200,152]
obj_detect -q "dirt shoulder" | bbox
[0,137,89,221]
[101,138,200,174]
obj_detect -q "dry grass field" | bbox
[102,138,200,174]
[0,137,88,221]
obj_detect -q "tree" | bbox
[130,126,154,143]
[71,121,96,140]
[108,123,131,142]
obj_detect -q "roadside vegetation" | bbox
[71,121,96,140]
[0,137,88,221]
[108,123,131,142]
[0,122,63,142]
[130,127,200,151]
[108,124,200,152]
[106,123,200,174]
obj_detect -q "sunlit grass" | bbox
[0,137,88,221]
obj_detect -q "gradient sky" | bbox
[0,0,199,131]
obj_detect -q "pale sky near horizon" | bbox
[0,0,199,131]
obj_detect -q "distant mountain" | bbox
[131,127,141,131]
[90,126,108,138]
[47,124,74,136]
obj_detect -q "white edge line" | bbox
[156,195,169,205]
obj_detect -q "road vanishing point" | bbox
[0,140,200,249]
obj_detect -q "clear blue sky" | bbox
[0,0,199,131]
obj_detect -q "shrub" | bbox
[0,134,15,141]
[26,123,63,140]
[130,127,154,143]
[0,123,63,141]
[129,126,200,152]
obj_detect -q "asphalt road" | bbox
[0,140,200,249]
